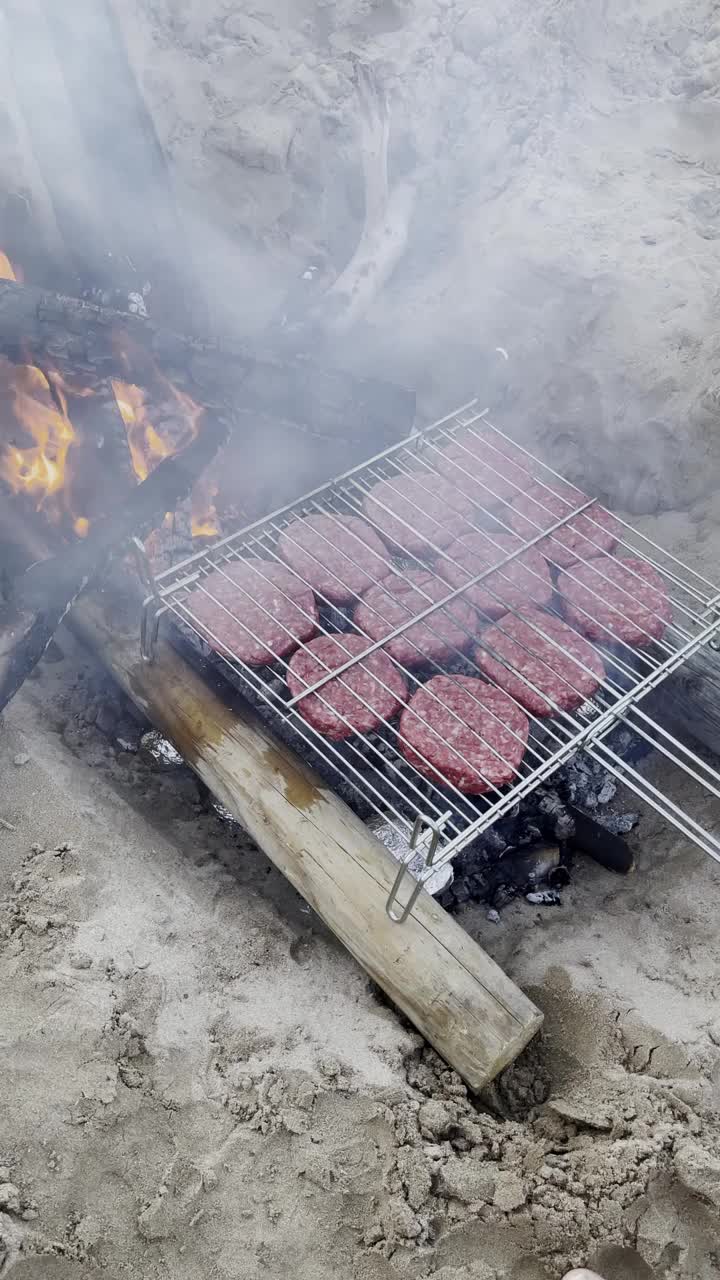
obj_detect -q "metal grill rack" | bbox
[139,400,720,921]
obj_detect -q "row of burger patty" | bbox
[187,431,672,795]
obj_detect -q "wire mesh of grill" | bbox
[140,400,720,899]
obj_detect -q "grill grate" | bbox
[139,400,720,920]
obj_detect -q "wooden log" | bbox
[0,279,416,442]
[67,594,543,1090]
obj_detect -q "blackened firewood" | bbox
[0,412,229,713]
[15,412,229,612]
[0,598,73,714]
[565,804,634,874]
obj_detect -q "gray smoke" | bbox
[2,0,719,509]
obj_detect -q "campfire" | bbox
[2,244,720,1090]
[0,272,217,550]
[2,252,720,899]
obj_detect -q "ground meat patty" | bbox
[509,479,621,568]
[558,556,672,647]
[399,676,529,794]
[437,531,553,619]
[354,570,479,667]
[362,469,475,556]
[434,429,533,511]
[191,559,318,666]
[278,513,391,604]
[287,633,407,739]
[476,608,605,715]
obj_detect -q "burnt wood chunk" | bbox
[565,804,634,874]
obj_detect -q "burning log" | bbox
[0,410,229,712]
[0,279,416,441]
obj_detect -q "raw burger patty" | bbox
[476,608,605,715]
[287,633,407,739]
[354,570,479,667]
[509,479,621,568]
[434,429,533,510]
[278,513,391,604]
[558,556,672,647]
[363,470,475,556]
[437,530,552,619]
[191,559,318,666]
[399,676,529,794]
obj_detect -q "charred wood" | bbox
[643,646,720,760]
[0,280,415,443]
[0,411,229,712]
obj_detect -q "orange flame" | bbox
[0,357,90,534]
[191,472,219,539]
[0,251,17,282]
[0,294,220,543]
[111,374,219,538]
[111,379,173,482]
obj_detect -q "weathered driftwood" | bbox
[0,280,416,441]
[310,62,417,337]
[68,593,544,1090]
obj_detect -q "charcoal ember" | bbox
[265,673,287,700]
[537,786,576,839]
[554,812,575,840]
[140,730,184,767]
